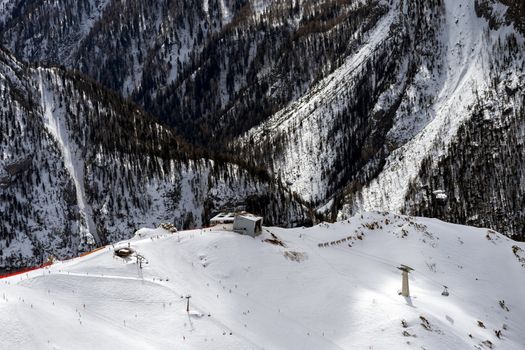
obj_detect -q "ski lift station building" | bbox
[210,212,263,237]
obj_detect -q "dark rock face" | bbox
[4,157,31,176]
[475,0,525,33]
[0,175,9,187]
[0,157,31,187]
[501,0,525,33]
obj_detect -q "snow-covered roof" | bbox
[236,213,263,222]
[210,212,262,224]
[433,190,448,201]
[210,212,236,223]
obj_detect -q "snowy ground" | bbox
[1,212,524,349]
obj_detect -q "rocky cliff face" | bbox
[475,0,525,34]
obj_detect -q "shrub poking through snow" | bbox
[263,233,286,247]
[512,246,525,267]
[402,330,414,337]
[481,340,493,349]
[158,223,178,233]
[420,316,432,331]
[283,251,307,263]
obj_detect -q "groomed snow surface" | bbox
[1,212,524,349]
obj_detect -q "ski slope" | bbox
[1,212,524,349]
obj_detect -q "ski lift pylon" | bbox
[441,285,449,296]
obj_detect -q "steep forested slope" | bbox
[1,0,524,240]
[404,85,525,240]
[335,0,525,234]
[0,48,308,269]
[400,0,525,240]
[0,0,389,145]
[236,0,525,239]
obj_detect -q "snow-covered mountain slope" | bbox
[402,84,525,239]
[234,0,525,238]
[349,0,524,215]
[0,0,232,95]
[0,48,308,270]
[235,4,400,202]
[0,0,386,144]
[1,212,524,349]
[1,0,524,241]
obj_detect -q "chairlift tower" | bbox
[398,265,414,297]
[185,295,192,313]
[136,254,145,269]
[442,285,449,296]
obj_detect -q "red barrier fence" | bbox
[0,245,108,280]
[0,261,53,280]
[78,246,106,258]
